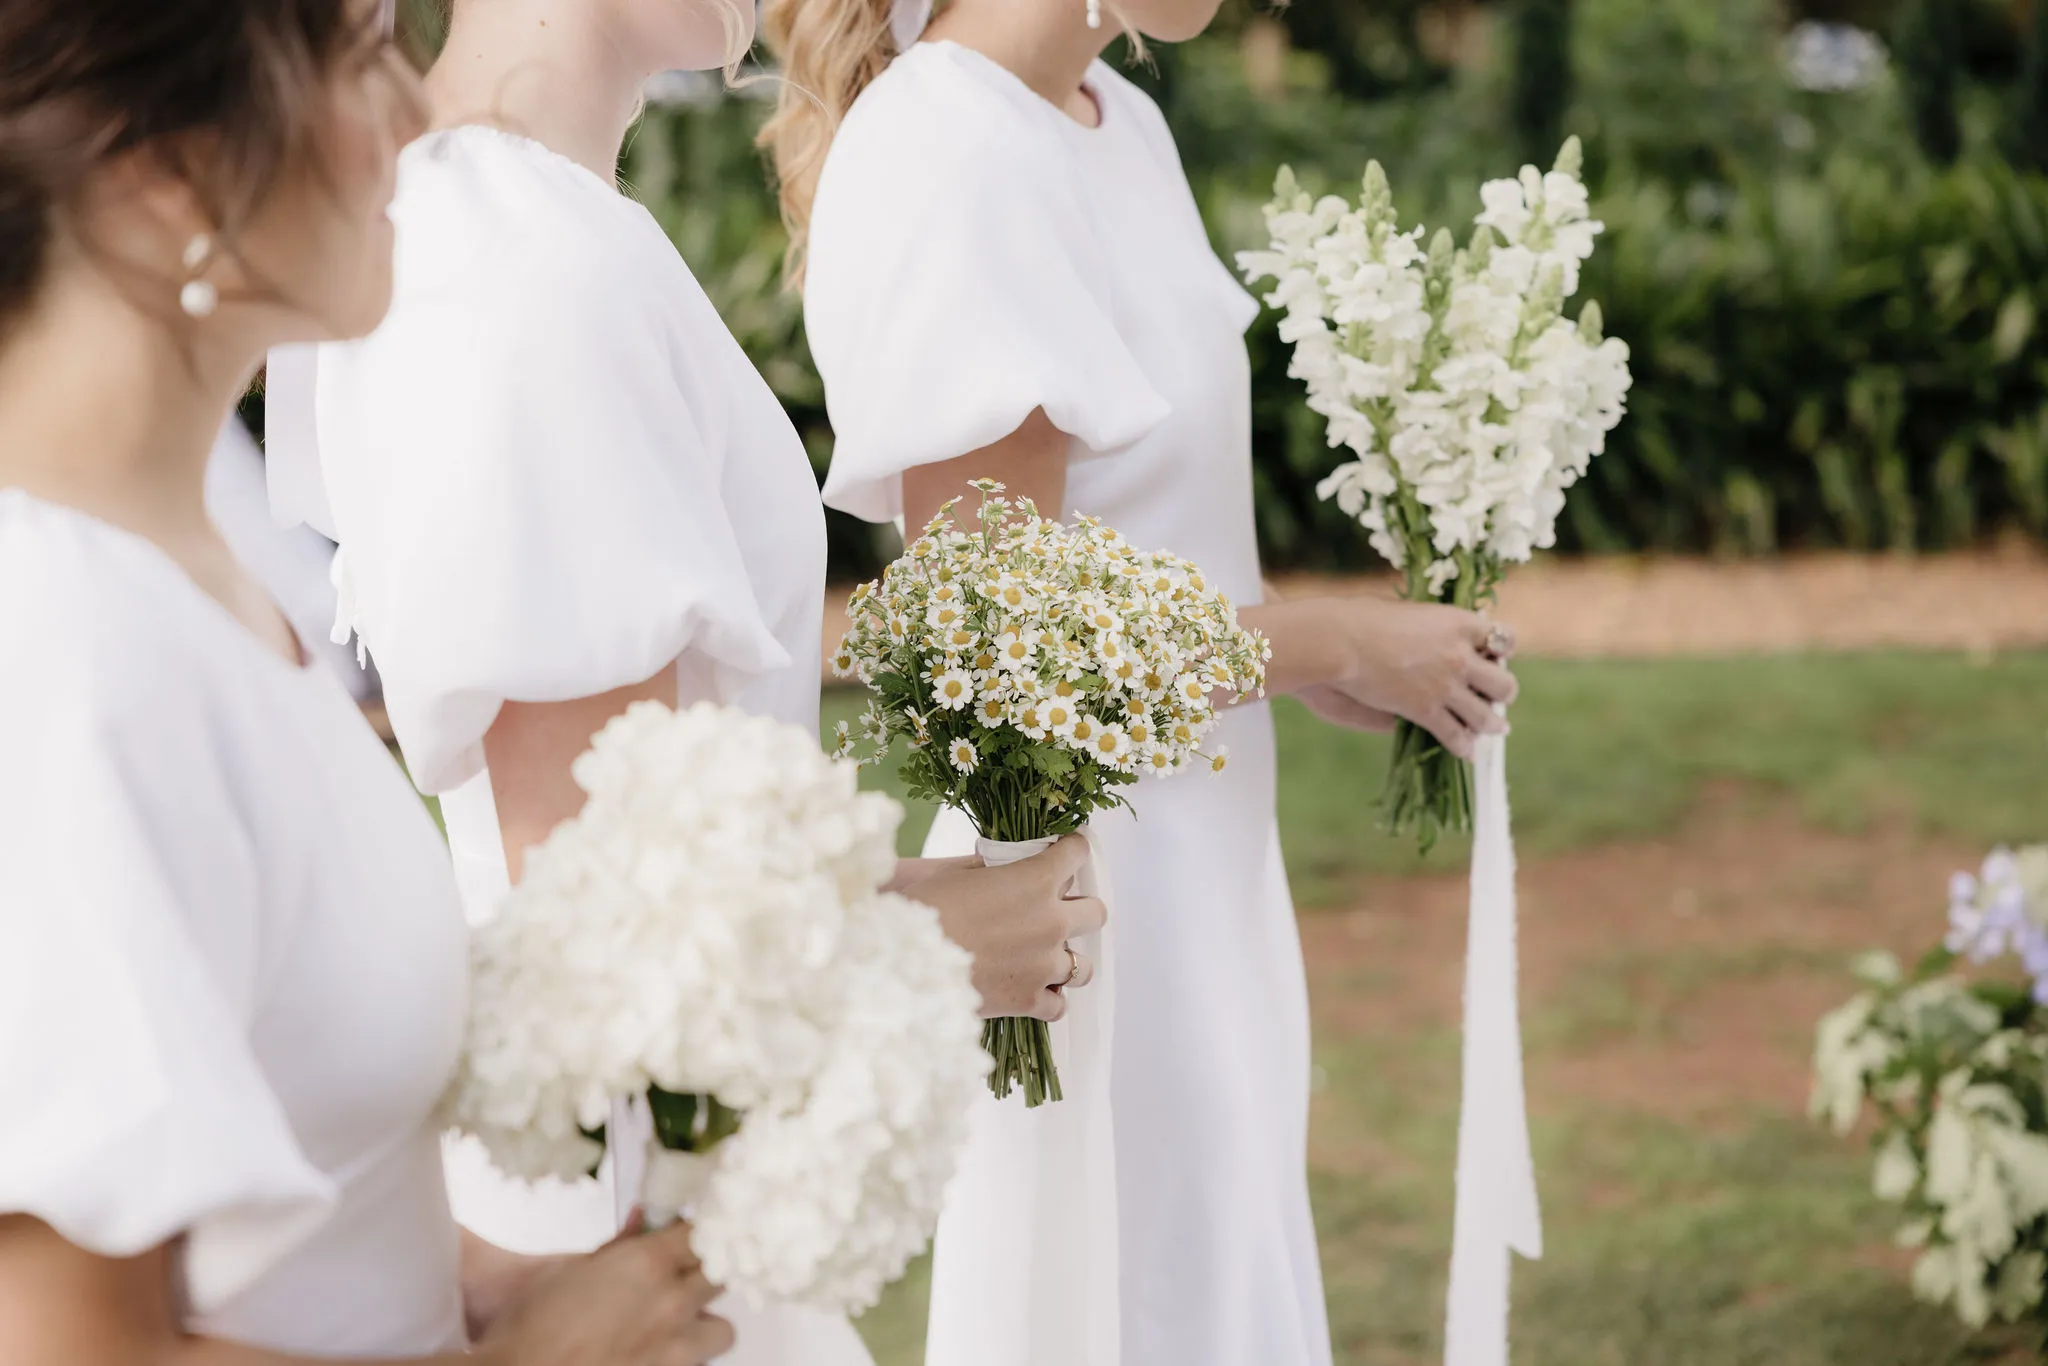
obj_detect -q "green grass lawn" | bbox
[828,650,2048,1365]
[828,650,2048,905]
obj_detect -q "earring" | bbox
[1086,0,1102,28]
[179,233,218,319]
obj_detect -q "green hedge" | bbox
[407,0,2048,577]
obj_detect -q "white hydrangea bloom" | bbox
[441,701,985,1314]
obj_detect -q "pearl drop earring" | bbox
[1086,0,1102,28]
[179,233,217,319]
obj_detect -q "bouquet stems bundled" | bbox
[835,482,1269,1104]
[1242,138,1631,851]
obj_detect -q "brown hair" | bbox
[0,0,385,334]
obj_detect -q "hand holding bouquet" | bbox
[834,481,1269,1105]
[440,701,989,1315]
[1241,138,1631,851]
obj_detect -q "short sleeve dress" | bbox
[804,42,1331,1366]
[0,490,469,1357]
[270,126,866,1366]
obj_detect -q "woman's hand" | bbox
[477,1216,733,1366]
[460,1232,569,1343]
[1246,594,1519,759]
[1332,599,1517,759]
[897,835,1105,1023]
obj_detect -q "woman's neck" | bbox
[429,0,650,185]
[926,0,1116,126]
[0,276,243,542]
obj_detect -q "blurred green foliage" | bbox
[395,0,2048,576]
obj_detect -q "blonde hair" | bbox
[756,0,896,288]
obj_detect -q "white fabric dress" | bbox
[270,125,869,1366]
[0,490,469,1358]
[203,417,370,696]
[805,42,1332,1366]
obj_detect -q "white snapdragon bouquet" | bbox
[834,481,1269,1106]
[440,701,989,1314]
[1813,846,2048,1332]
[1240,138,1632,850]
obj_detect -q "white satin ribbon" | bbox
[889,0,933,51]
[925,824,1119,1366]
[1444,731,1543,1366]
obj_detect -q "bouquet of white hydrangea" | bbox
[834,481,1269,1105]
[1812,846,2048,1333]
[440,700,989,1314]
[1240,138,1632,850]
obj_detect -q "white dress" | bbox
[0,490,469,1358]
[203,418,369,696]
[270,125,870,1366]
[805,42,1332,1366]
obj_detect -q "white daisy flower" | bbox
[1086,723,1133,766]
[1207,746,1231,774]
[931,669,975,711]
[975,694,1010,727]
[949,739,979,773]
[993,629,1041,671]
[1014,701,1050,740]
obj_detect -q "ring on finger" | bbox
[1484,623,1513,658]
[1056,941,1081,990]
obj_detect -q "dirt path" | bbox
[823,548,2048,673]
[1300,792,1983,1135]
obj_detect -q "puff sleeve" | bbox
[0,575,335,1312]
[306,137,792,794]
[803,56,1172,524]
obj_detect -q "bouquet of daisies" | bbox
[834,481,1269,1106]
[1813,846,2048,1332]
[1240,137,1632,851]
[439,700,989,1314]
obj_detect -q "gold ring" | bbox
[1058,942,1081,990]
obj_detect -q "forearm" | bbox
[483,665,678,881]
[1239,597,1362,696]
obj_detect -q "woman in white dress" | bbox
[762,2,1521,1363]
[0,1,730,1363]
[264,0,1108,1358]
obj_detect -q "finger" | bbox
[671,1269,722,1317]
[1065,949,1095,991]
[1036,832,1092,886]
[1033,986,1070,1024]
[674,1314,737,1364]
[1425,706,1477,759]
[644,1220,704,1275]
[1486,620,1518,660]
[1059,893,1108,939]
[606,1208,648,1246]
[1466,657,1519,706]
[1445,688,1502,738]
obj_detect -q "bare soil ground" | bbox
[823,547,2048,673]
[1302,789,1982,1139]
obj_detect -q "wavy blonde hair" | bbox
[756,0,896,288]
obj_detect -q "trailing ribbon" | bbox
[1444,730,1543,1366]
[923,817,1120,1366]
